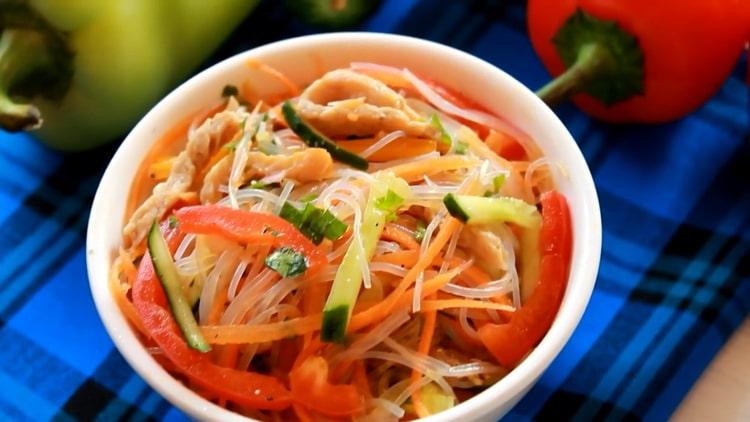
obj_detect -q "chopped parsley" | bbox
[454,140,469,155]
[265,247,307,278]
[493,174,506,191]
[375,189,404,222]
[168,215,179,229]
[430,114,452,147]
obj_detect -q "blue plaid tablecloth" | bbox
[0,1,748,421]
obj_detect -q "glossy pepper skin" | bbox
[1,0,258,150]
[529,0,750,123]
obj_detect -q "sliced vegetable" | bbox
[478,191,572,367]
[420,383,455,415]
[430,114,452,147]
[132,222,292,409]
[265,247,308,278]
[485,130,527,161]
[279,202,347,245]
[443,193,541,228]
[375,189,404,222]
[147,222,210,352]
[174,205,327,274]
[289,356,365,417]
[321,172,411,342]
[282,101,368,170]
[338,137,437,162]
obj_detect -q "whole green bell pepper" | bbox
[0,0,259,150]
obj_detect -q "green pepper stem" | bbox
[535,43,611,107]
[0,29,56,131]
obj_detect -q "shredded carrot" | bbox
[410,305,437,418]
[302,272,327,351]
[247,245,271,280]
[337,137,437,162]
[201,314,322,345]
[441,256,491,286]
[247,60,300,97]
[421,299,515,313]
[381,224,420,250]
[373,250,420,266]
[378,217,461,320]
[148,157,176,181]
[109,258,147,337]
[349,263,464,332]
[118,248,138,285]
[389,156,479,183]
[201,264,467,345]
[352,360,371,398]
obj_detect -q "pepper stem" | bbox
[535,43,611,107]
[0,29,58,131]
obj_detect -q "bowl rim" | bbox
[87,32,601,422]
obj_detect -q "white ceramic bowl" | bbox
[87,33,601,422]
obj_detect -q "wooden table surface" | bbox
[671,317,750,421]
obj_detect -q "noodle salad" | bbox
[111,62,572,421]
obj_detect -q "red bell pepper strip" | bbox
[289,356,365,417]
[131,221,292,410]
[174,205,327,273]
[422,76,494,139]
[530,0,750,123]
[478,191,572,367]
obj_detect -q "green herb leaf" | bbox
[493,174,506,191]
[375,189,404,222]
[375,189,404,212]
[221,84,239,98]
[454,140,469,155]
[280,202,347,244]
[414,221,426,243]
[168,215,179,229]
[430,114,452,147]
[265,247,307,278]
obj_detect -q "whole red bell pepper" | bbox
[529,0,750,123]
[131,221,292,410]
[478,191,572,368]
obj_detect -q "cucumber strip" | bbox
[443,193,541,228]
[148,222,211,352]
[321,172,410,342]
[282,101,369,170]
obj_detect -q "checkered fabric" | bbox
[0,1,747,421]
